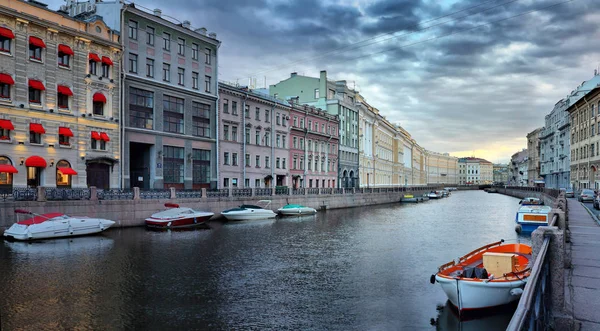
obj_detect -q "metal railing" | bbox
[140,189,170,199]
[206,189,229,198]
[175,189,203,199]
[46,188,91,200]
[232,188,252,197]
[97,189,134,200]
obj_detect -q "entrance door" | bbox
[130,142,152,189]
[27,167,41,188]
[86,163,110,189]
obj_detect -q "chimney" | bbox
[291,72,297,77]
[319,70,327,99]
[182,20,191,29]
[194,27,207,36]
[209,32,217,39]
[153,8,162,17]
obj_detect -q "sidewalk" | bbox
[566,200,600,330]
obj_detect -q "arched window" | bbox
[56,160,72,187]
[0,156,15,188]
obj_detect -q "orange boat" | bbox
[431,240,531,312]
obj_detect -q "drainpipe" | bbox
[242,91,248,187]
[271,102,275,187]
[119,4,126,189]
[215,41,221,189]
[303,104,308,187]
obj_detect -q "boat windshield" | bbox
[239,205,263,209]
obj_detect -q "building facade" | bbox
[425,151,458,185]
[540,72,600,189]
[289,103,339,189]
[509,149,528,186]
[527,128,542,186]
[270,71,359,188]
[493,164,509,184]
[568,85,600,190]
[0,0,121,189]
[219,83,290,189]
[458,157,493,185]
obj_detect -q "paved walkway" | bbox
[567,199,600,330]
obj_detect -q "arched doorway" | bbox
[56,160,77,188]
[86,158,114,189]
[25,156,46,188]
[342,170,348,188]
[0,156,17,189]
[264,175,273,188]
[349,170,355,188]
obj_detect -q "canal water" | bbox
[0,191,530,330]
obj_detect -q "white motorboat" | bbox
[221,200,277,221]
[4,209,115,241]
[277,204,317,215]
[428,191,440,199]
[145,203,214,229]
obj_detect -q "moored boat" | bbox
[431,240,531,312]
[515,204,552,234]
[145,203,214,229]
[4,210,115,241]
[401,194,420,203]
[277,204,317,215]
[519,197,543,205]
[429,191,440,199]
[221,200,277,221]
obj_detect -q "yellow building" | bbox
[425,150,458,185]
[0,0,121,189]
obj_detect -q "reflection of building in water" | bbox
[434,301,514,331]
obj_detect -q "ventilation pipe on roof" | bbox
[153,9,162,17]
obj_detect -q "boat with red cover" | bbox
[4,209,115,241]
[145,203,214,229]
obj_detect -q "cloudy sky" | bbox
[49,0,600,163]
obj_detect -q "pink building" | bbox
[289,104,339,189]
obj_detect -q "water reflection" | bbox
[434,301,515,331]
[0,191,525,330]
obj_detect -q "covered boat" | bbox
[221,200,277,221]
[431,240,531,312]
[401,194,421,203]
[277,204,317,215]
[4,209,115,241]
[519,197,543,205]
[515,204,552,234]
[145,203,214,229]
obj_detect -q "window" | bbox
[163,64,170,82]
[192,102,210,137]
[58,46,71,67]
[265,132,270,147]
[177,38,185,55]
[223,152,230,165]
[314,88,319,99]
[265,109,270,122]
[232,178,238,188]
[283,158,286,169]
[245,128,250,143]
[245,178,250,187]
[245,154,250,167]
[300,119,304,128]
[29,38,43,61]
[146,26,155,45]
[293,117,298,127]
[276,113,280,125]
[0,30,12,53]
[205,48,211,64]
[255,130,260,145]
[256,155,260,167]
[221,99,229,113]
[255,107,260,120]
[205,75,211,93]
[293,137,297,149]
[163,95,184,133]
[0,80,10,100]
[128,20,138,40]
[282,136,286,148]
[146,58,154,77]
[129,87,154,129]
[308,120,312,131]
[57,91,69,109]
[322,124,325,133]
[93,101,104,116]
[300,157,304,170]
[163,32,171,51]
[223,177,229,187]
[192,72,199,89]
[164,146,184,184]
[29,87,41,104]
[178,67,185,85]
[192,43,199,60]
[265,156,270,168]
[192,149,210,185]
[300,138,304,149]
[89,60,97,75]
[30,131,41,144]
[101,62,110,78]
[56,160,72,187]
[129,53,138,73]
[224,125,230,140]
[293,157,297,169]
[232,101,238,115]
[328,89,335,99]
[245,105,250,118]
[255,179,261,187]
[232,126,238,142]
[232,153,238,166]
[276,134,281,147]
[276,157,280,169]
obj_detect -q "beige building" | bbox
[567,85,600,190]
[425,150,458,185]
[458,157,493,185]
[0,1,121,189]
[527,127,542,186]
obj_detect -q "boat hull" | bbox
[401,197,419,203]
[222,210,277,221]
[277,207,317,215]
[145,214,213,228]
[3,218,115,241]
[435,275,526,311]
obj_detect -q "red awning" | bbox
[89,53,101,62]
[100,132,110,142]
[57,85,73,96]
[0,73,14,85]
[28,79,45,91]
[29,123,46,134]
[29,36,46,48]
[93,92,106,103]
[101,56,113,66]
[0,119,14,130]
[58,44,74,55]
[0,27,15,39]
[91,131,101,140]
[25,156,47,168]
[59,127,74,137]
[58,167,77,175]
[0,164,18,173]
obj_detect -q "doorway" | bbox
[86,163,110,189]
[130,142,153,189]
[27,167,42,188]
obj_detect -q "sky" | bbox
[47,0,600,163]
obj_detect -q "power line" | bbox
[237,0,522,79]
